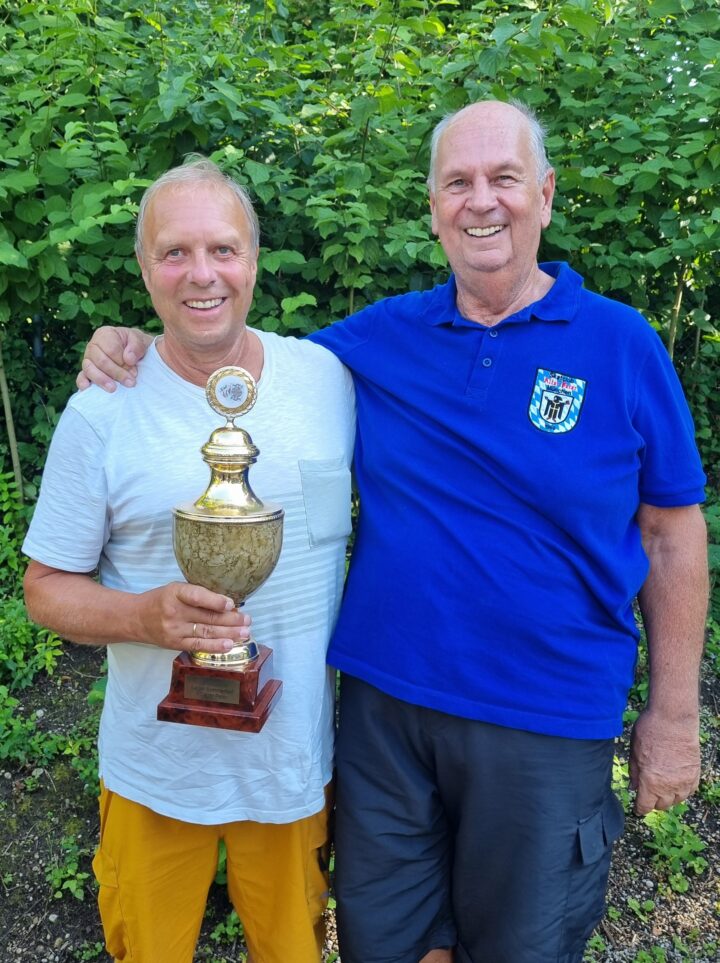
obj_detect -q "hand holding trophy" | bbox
[157,366,284,732]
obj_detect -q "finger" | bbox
[83,349,137,388]
[175,582,239,614]
[185,634,236,655]
[80,357,119,393]
[76,372,91,391]
[633,784,658,816]
[86,330,130,367]
[192,619,252,641]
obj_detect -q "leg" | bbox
[223,788,332,963]
[92,784,219,963]
[334,676,456,963]
[434,722,623,963]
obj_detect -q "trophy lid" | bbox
[177,365,283,520]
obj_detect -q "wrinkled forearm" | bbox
[637,504,708,720]
[23,562,147,646]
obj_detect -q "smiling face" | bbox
[429,102,555,303]
[138,182,258,364]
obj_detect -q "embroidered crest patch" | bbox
[528,368,587,433]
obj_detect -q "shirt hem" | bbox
[99,770,333,826]
[332,659,624,740]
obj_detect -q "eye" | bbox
[495,174,517,185]
[216,245,234,256]
[165,248,183,259]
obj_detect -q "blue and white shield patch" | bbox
[528,368,587,434]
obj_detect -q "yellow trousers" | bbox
[92,783,330,963]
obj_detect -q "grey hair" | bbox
[134,155,261,259]
[427,99,551,190]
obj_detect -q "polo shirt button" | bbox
[482,357,492,367]
[489,330,498,338]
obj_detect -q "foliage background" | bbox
[0,0,718,495]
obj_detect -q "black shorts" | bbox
[334,675,624,963]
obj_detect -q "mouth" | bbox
[465,225,504,238]
[184,297,226,310]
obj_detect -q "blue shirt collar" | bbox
[421,262,583,328]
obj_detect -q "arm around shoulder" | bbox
[77,326,153,392]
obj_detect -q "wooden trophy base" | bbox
[156,645,282,733]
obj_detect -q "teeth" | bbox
[466,226,504,237]
[186,298,224,309]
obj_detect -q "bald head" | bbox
[428,100,550,191]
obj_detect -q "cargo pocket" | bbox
[305,803,332,935]
[298,458,352,548]
[93,845,133,961]
[559,791,625,960]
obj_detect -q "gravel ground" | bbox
[1,643,718,963]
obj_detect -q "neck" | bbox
[455,264,554,327]
[156,328,264,386]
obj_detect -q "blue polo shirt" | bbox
[309,262,706,738]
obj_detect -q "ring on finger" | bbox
[192,622,198,638]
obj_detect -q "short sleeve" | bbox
[633,332,706,507]
[22,405,110,571]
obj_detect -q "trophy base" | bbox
[156,645,282,733]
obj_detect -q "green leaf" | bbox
[697,37,720,60]
[351,96,377,126]
[262,249,307,274]
[559,6,599,38]
[57,291,80,320]
[211,79,250,114]
[0,170,39,194]
[244,159,271,186]
[281,292,317,314]
[491,17,521,46]
[14,199,45,225]
[0,241,28,268]
[643,248,674,269]
[648,0,685,15]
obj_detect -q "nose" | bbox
[187,250,216,286]
[466,177,496,211]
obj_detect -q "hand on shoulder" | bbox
[77,326,152,392]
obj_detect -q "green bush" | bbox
[0,0,717,489]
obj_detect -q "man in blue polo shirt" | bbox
[78,100,708,963]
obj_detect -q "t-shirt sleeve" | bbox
[634,331,706,507]
[22,405,110,571]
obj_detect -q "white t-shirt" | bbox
[23,330,356,824]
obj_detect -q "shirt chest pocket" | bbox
[298,458,352,548]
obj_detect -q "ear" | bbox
[429,188,439,236]
[540,169,555,230]
[137,253,150,288]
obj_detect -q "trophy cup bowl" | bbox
[156,366,284,732]
[173,505,283,666]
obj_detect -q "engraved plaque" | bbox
[184,675,241,705]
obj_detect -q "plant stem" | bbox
[667,266,688,361]
[0,337,23,502]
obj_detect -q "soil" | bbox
[1,643,718,963]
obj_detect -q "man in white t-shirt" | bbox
[23,158,355,963]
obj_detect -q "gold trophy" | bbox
[157,366,283,732]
